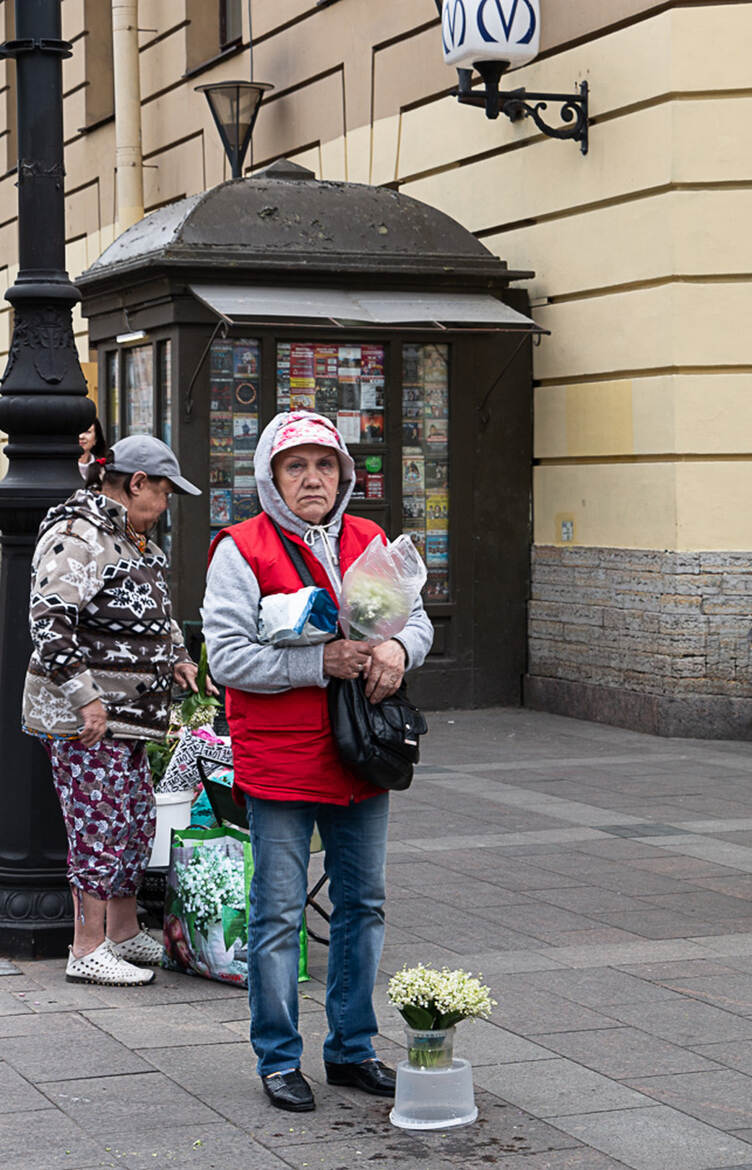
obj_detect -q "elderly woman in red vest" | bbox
[203,412,433,1113]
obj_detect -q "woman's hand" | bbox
[173,660,220,695]
[79,698,108,747]
[323,639,372,680]
[363,639,406,704]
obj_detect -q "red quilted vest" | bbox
[208,511,385,805]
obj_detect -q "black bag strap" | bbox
[270,519,317,589]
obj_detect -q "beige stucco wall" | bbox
[0,0,747,548]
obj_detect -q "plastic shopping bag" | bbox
[339,534,427,643]
[259,586,338,646]
[162,825,309,986]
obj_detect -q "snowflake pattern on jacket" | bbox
[23,489,192,741]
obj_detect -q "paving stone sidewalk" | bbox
[7,708,752,1168]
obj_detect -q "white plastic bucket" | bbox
[390,1058,478,1130]
[149,789,193,868]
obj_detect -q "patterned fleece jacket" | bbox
[22,489,192,742]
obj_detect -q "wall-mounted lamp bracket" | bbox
[456,68,589,155]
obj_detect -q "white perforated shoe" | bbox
[65,940,155,986]
[107,927,164,967]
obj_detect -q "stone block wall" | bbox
[525,546,752,739]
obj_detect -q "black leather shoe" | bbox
[325,1058,396,1097]
[262,1069,315,1112]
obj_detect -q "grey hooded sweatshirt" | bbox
[202,412,434,694]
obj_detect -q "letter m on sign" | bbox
[478,0,537,46]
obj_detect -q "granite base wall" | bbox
[526,546,752,739]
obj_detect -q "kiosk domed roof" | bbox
[79,160,518,288]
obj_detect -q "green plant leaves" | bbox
[399,1004,437,1030]
[437,1010,466,1029]
[181,642,220,725]
[222,905,247,951]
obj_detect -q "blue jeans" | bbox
[244,792,389,1077]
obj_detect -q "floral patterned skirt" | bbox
[46,737,156,901]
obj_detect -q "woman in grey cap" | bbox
[22,436,213,987]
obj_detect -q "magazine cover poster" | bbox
[402,418,422,445]
[426,491,449,529]
[426,531,449,567]
[210,411,233,438]
[424,384,449,418]
[210,489,233,527]
[233,491,260,521]
[211,436,233,458]
[315,377,339,419]
[361,345,385,378]
[405,529,426,557]
[403,495,425,522]
[233,343,258,378]
[210,342,234,379]
[360,410,384,443]
[314,344,338,378]
[423,346,448,385]
[425,569,450,602]
[402,344,422,384]
[402,453,425,494]
[365,473,384,499]
[336,410,361,446]
[234,381,258,409]
[360,378,384,410]
[290,391,316,412]
[210,384,232,412]
[339,381,360,412]
[426,459,449,489]
[425,418,449,446]
[209,457,233,487]
[233,457,255,489]
[290,343,315,380]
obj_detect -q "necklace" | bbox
[125,519,147,554]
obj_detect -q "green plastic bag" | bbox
[162,825,308,985]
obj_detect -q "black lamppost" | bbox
[0,0,94,957]
[196,81,272,179]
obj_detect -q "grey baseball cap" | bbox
[108,435,201,496]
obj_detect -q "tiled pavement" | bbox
[7,709,752,1167]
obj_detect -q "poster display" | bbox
[276,342,386,503]
[402,344,450,604]
[277,343,386,467]
[209,338,261,543]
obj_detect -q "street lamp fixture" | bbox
[437,0,589,155]
[196,80,273,179]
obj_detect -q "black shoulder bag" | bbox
[271,521,427,792]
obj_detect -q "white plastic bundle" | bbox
[339,535,427,643]
[258,586,338,646]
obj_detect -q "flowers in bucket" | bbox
[387,964,495,1068]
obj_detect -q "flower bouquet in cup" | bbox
[387,964,495,1069]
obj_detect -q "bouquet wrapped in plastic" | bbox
[339,535,427,643]
[258,586,338,646]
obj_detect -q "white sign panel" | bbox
[442,0,540,72]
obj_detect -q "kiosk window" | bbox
[209,337,261,542]
[402,344,450,604]
[124,345,154,436]
[105,351,120,443]
[158,340,173,448]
